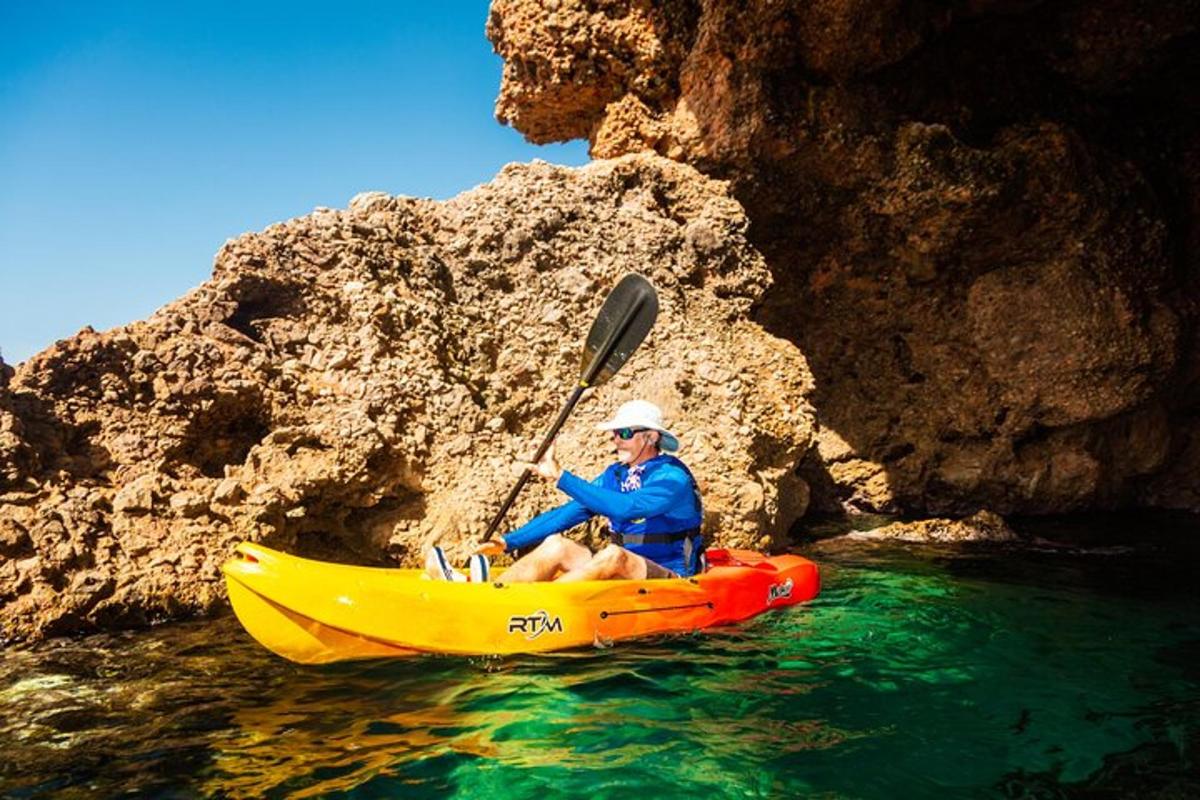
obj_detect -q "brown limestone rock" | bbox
[487,0,698,147]
[0,154,813,644]
[846,510,1019,544]
[489,0,1200,516]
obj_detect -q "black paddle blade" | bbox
[580,274,659,386]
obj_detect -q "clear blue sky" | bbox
[0,2,588,364]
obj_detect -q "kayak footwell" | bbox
[222,542,820,663]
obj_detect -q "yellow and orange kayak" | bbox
[222,542,820,664]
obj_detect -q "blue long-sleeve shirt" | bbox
[503,455,704,576]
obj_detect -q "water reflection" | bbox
[1,544,1198,798]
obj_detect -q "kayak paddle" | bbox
[481,273,659,541]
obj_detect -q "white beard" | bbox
[616,449,634,464]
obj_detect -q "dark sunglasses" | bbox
[613,427,649,440]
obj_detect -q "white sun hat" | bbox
[595,399,680,453]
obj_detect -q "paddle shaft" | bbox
[481,384,585,542]
[481,293,649,542]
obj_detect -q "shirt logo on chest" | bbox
[620,464,645,492]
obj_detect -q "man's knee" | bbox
[594,544,633,573]
[536,534,590,565]
[535,534,568,554]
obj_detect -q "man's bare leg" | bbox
[501,534,593,583]
[555,544,676,582]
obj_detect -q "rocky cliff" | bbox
[4,1,1199,643]
[0,156,812,642]
[488,0,1200,515]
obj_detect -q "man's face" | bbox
[610,427,655,464]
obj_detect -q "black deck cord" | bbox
[599,601,714,619]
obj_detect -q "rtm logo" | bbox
[767,578,794,604]
[507,610,564,640]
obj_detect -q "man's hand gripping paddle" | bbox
[480,274,659,542]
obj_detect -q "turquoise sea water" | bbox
[2,537,1197,798]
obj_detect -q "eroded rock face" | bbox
[0,155,815,643]
[488,0,1200,515]
[844,510,1018,544]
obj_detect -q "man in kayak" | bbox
[426,399,704,582]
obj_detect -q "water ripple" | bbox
[2,545,1199,798]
